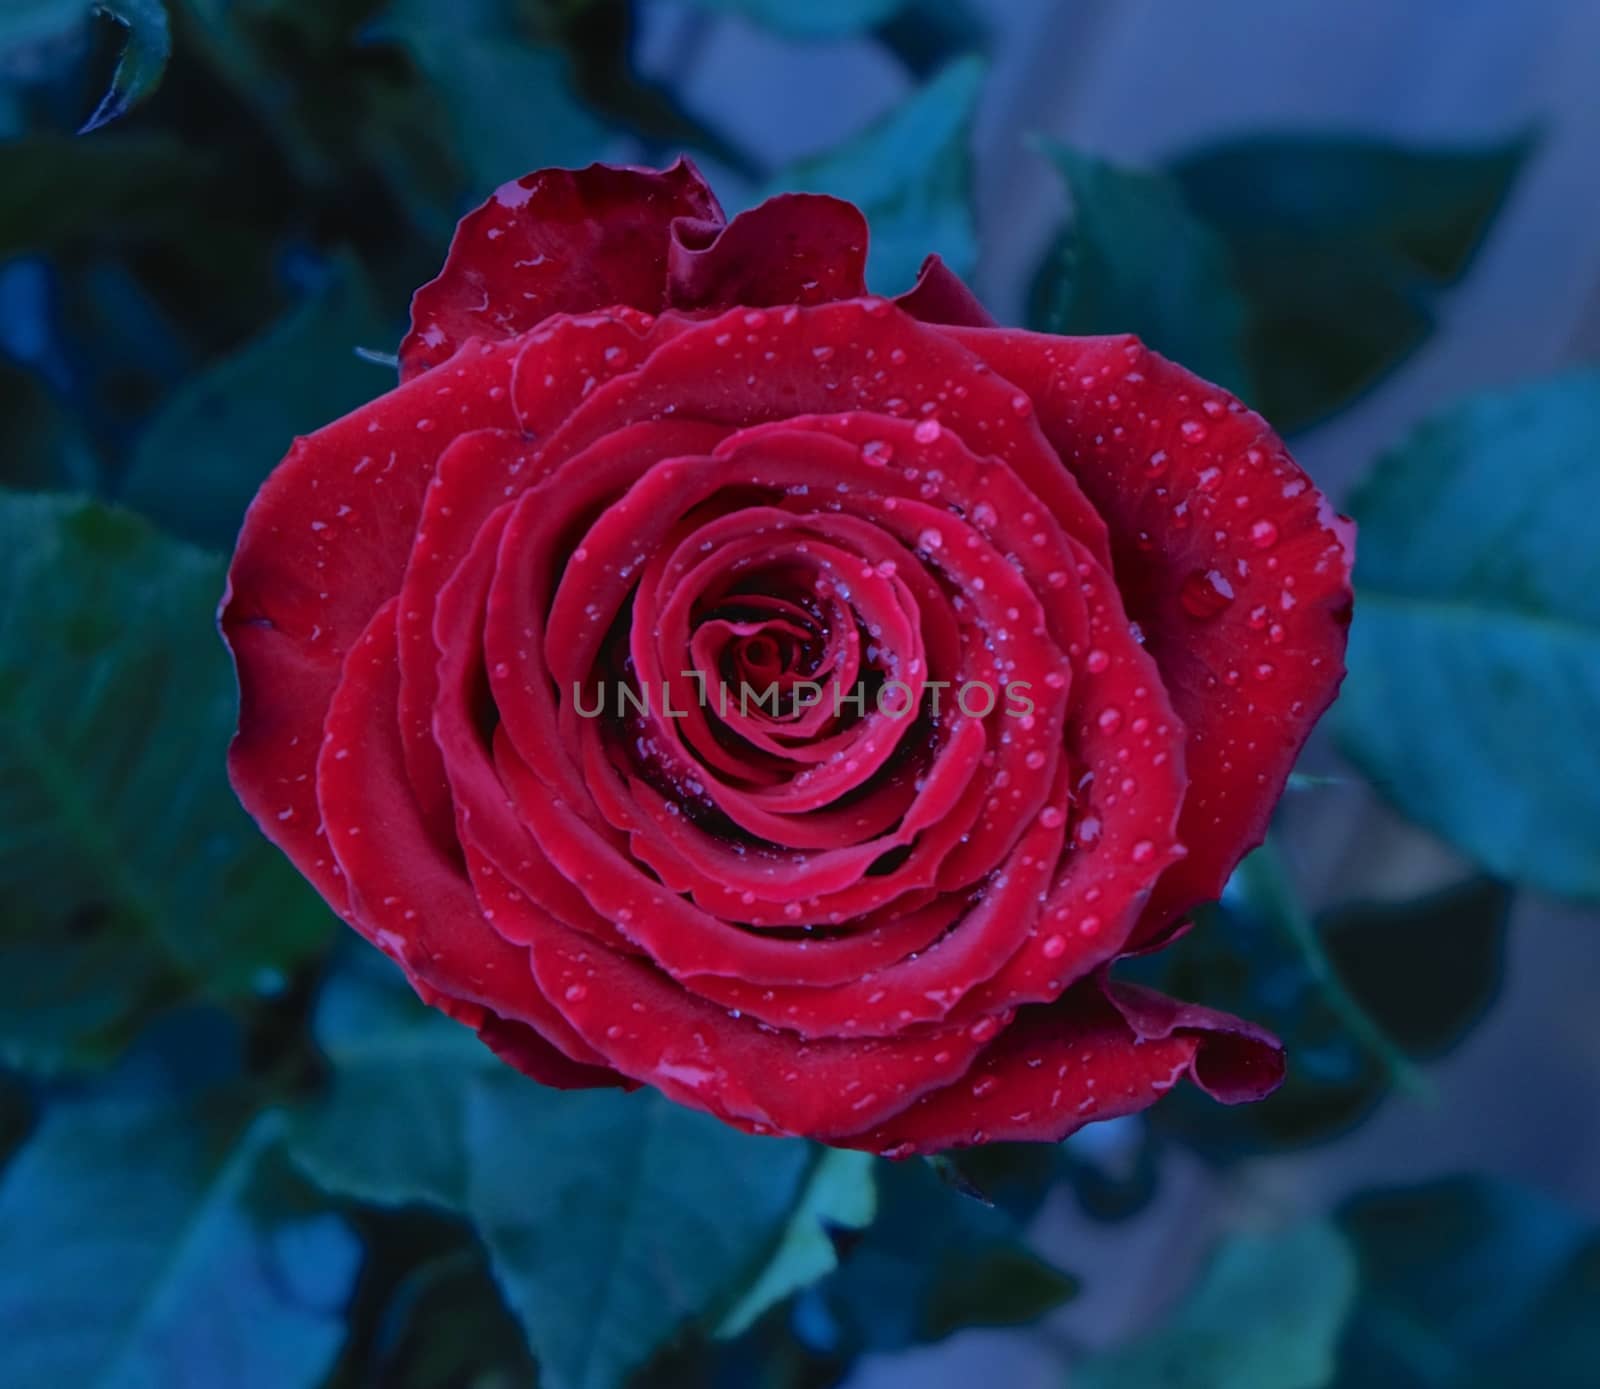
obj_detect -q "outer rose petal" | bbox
[666,194,869,310]
[948,329,1354,937]
[894,254,997,328]
[400,160,722,380]
[222,336,522,909]
[316,596,627,1090]
[836,976,1284,1156]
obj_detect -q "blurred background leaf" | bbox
[0,354,100,489]
[806,1155,1077,1353]
[1172,133,1529,431]
[1073,1221,1357,1389]
[1338,370,1600,905]
[1029,139,1254,400]
[120,252,390,547]
[770,54,984,294]
[1030,134,1527,430]
[1130,845,1511,1155]
[0,1096,360,1388]
[1334,1177,1600,1388]
[680,0,911,41]
[0,492,335,1072]
[292,950,847,1389]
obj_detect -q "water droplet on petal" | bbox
[1250,518,1280,549]
[1179,568,1235,620]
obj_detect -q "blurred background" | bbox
[2,2,1598,1387]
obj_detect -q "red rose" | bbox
[223,160,1352,1154]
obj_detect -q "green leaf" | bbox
[678,0,911,40]
[0,0,90,63]
[1028,142,1255,401]
[1137,866,1507,1162]
[0,492,335,1072]
[1320,875,1511,1057]
[294,953,828,1389]
[1129,840,1465,1155]
[0,1069,29,1173]
[1075,1221,1357,1389]
[120,254,389,548]
[81,0,171,132]
[1170,134,1528,431]
[0,359,99,491]
[1172,134,1529,285]
[380,23,610,196]
[716,1147,876,1338]
[1335,1177,1600,1389]
[0,1101,359,1388]
[344,1242,539,1389]
[818,1156,1076,1351]
[1337,371,1600,904]
[466,1075,814,1389]
[0,132,208,257]
[1231,845,1425,1096]
[291,946,493,1209]
[771,56,986,295]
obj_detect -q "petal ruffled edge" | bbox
[400,159,723,381]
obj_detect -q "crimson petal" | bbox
[948,329,1354,937]
[400,160,722,380]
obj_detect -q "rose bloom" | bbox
[223,161,1352,1155]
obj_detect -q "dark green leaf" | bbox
[772,56,986,294]
[1074,1221,1356,1389]
[679,0,912,40]
[81,0,172,133]
[1028,142,1254,401]
[0,132,208,257]
[1130,840,1440,1155]
[1337,371,1600,904]
[291,946,495,1209]
[379,20,610,196]
[466,1074,814,1389]
[1172,134,1529,282]
[0,0,91,71]
[342,1240,538,1389]
[0,359,99,491]
[1335,1177,1600,1389]
[1321,876,1511,1057]
[818,1156,1076,1351]
[0,1100,359,1388]
[0,1070,30,1173]
[717,1148,877,1338]
[1170,134,1527,430]
[294,953,826,1389]
[0,492,335,1072]
[120,254,389,548]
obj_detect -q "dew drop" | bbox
[1178,568,1235,620]
[1250,518,1280,549]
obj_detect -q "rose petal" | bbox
[223,336,522,908]
[834,974,1284,1155]
[948,329,1353,935]
[315,597,625,1083]
[667,194,868,311]
[894,254,997,328]
[400,159,722,380]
